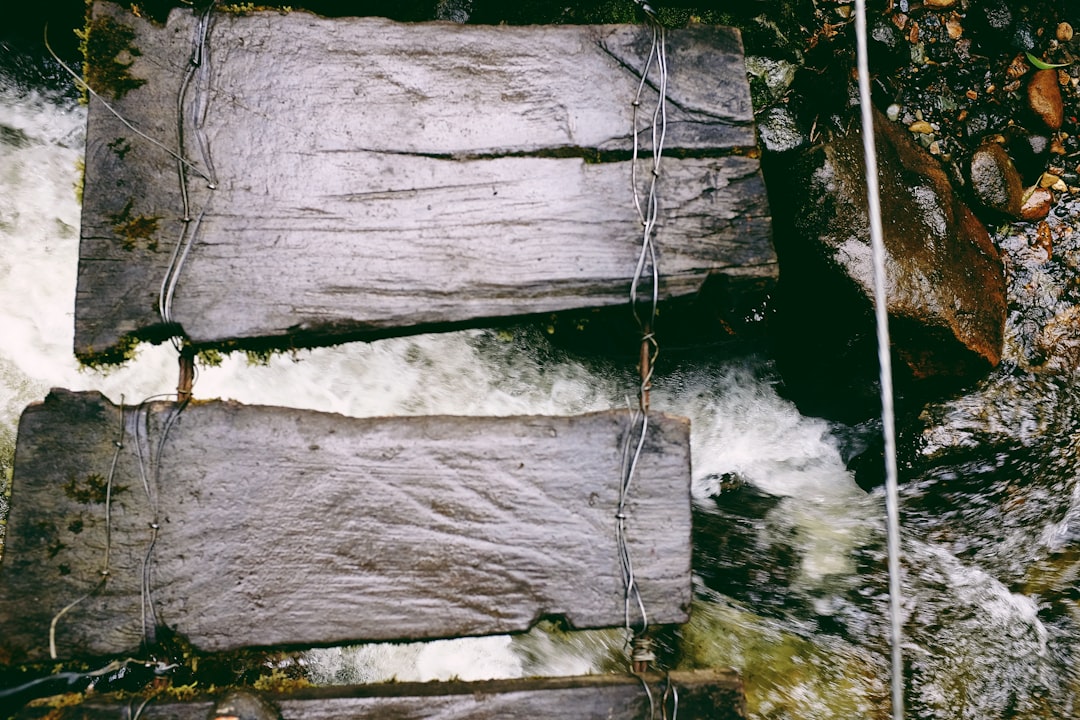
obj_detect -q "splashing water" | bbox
[2,52,1079,720]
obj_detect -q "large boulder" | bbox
[766,109,1006,420]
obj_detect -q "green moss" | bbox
[245,348,276,366]
[108,199,160,251]
[76,333,140,369]
[197,348,224,367]
[107,137,132,159]
[78,14,146,101]
[252,669,311,693]
[62,473,125,505]
[73,158,85,204]
[219,3,294,14]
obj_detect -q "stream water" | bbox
[2,40,1078,720]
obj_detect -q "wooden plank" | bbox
[16,671,745,720]
[75,2,774,359]
[0,390,691,663]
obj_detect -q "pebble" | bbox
[1058,23,1074,43]
[887,104,902,121]
[1020,187,1053,220]
[909,120,934,134]
[1040,172,1062,188]
[1027,69,1064,131]
[970,142,1025,217]
[924,0,957,7]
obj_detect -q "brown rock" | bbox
[1027,69,1064,131]
[766,108,1006,418]
[1020,187,1053,220]
[924,0,957,7]
[970,141,1025,217]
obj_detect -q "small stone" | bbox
[1053,178,1068,192]
[909,120,934,134]
[1057,22,1074,43]
[212,690,281,720]
[1027,69,1064,130]
[1039,172,1061,188]
[970,141,1026,217]
[887,104,902,121]
[946,13,964,39]
[1006,53,1029,80]
[1011,21,1037,52]
[924,0,957,7]
[1020,186,1053,220]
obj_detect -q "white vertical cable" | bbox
[853,1,905,719]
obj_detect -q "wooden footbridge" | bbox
[1,2,772,717]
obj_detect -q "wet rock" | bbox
[963,107,1009,139]
[869,13,908,68]
[211,690,281,720]
[1020,186,1054,220]
[757,105,808,154]
[969,141,1025,218]
[765,108,1006,420]
[693,476,798,614]
[745,56,797,106]
[435,0,473,23]
[1027,68,1064,131]
[968,0,1014,50]
[1010,21,1038,52]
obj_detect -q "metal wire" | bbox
[662,675,679,720]
[160,3,217,348]
[131,394,189,647]
[634,673,656,719]
[629,16,667,394]
[854,1,905,718]
[43,27,211,182]
[618,6,668,657]
[49,397,126,659]
[619,402,650,635]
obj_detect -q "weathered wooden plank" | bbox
[0,390,691,663]
[75,2,773,359]
[16,671,745,720]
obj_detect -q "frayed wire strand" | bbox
[43,25,210,182]
[49,396,126,659]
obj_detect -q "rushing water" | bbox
[2,42,1079,720]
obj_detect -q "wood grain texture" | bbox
[17,671,745,720]
[0,390,691,663]
[76,2,773,358]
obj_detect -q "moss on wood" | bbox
[108,198,160,251]
[77,14,146,101]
